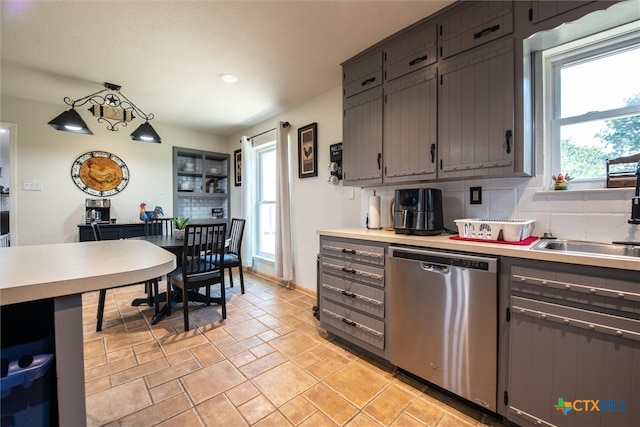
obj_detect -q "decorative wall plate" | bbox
[71,151,129,196]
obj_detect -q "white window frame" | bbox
[542,23,640,187]
[255,142,276,261]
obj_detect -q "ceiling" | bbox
[0,1,453,136]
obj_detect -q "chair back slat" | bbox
[145,218,174,236]
[91,220,103,241]
[228,218,246,256]
[182,223,226,278]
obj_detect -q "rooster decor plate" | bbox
[71,151,129,196]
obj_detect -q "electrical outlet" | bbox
[22,180,43,191]
[470,186,482,204]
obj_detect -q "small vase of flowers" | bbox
[171,217,190,239]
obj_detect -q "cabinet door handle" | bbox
[474,25,500,39]
[377,153,382,170]
[361,77,376,86]
[505,130,512,154]
[409,55,428,66]
[341,290,357,298]
[342,318,357,327]
[430,144,436,163]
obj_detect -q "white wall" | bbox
[1,95,228,245]
[227,87,361,293]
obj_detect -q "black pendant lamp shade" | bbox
[48,82,160,142]
[47,109,93,134]
[130,121,161,143]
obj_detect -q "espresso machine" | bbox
[85,198,111,224]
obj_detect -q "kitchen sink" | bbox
[531,239,640,258]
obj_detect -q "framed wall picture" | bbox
[298,122,317,178]
[234,149,242,186]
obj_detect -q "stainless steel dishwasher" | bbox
[389,246,498,411]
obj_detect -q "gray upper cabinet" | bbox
[343,49,383,98]
[527,0,594,24]
[439,1,513,59]
[438,38,514,179]
[383,67,438,183]
[385,22,438,82]
[343,49,384,186]
[343,87,384,186]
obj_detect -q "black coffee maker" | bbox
[393,188,443,235]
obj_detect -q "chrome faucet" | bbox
[629,160,640,224]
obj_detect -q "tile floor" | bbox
[82,272,505,427]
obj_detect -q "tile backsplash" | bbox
[360,176,639,243]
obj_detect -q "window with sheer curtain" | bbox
[256,143,276,259]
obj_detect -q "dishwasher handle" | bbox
[421,263,450,274]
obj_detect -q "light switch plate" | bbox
[470,186,482,204]
[23,179,43,191]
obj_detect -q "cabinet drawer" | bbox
[321,259,384,288]
[511,296,640,342]
[321,239,385,266]
[321,300,384,350]
[343,50,383,98]
[321,274,384,318]
[439,1,513,59]
[385,22,437,82]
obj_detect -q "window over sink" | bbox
[537,18,640,187]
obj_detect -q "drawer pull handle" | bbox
[616,330,624,336]
[617,293,625,298]
[590,288,597,294]
[341,290,356,298]
[361,77,376,86]
[342,318,357,327]
[588,324,596,330]
[565,284,571,290]
[541,281,547,286]
[341,267,356,274]
[341,248,356,254]
[409,55,428,66]
[539,314,547,319]
[563,318,570,324]
[474,24,500,39]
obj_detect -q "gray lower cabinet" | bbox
[438,37,515,179]
[506,260,640,427]
[319,237,387,359]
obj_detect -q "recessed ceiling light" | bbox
[219,73,238,83]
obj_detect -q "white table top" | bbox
[0,240,177,305]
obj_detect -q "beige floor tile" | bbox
[257,329,280,342]
[346,412,385,427]
[156,408,204,427]
[106,346,135,363]
[306,352,350,380]
[250,342,276,359]
[390,413,426,426]
[85,375,112,397]
[86,378,152,426]
[226,381,261,407]
[290,350,322,369]
[196,394,248,426]
[110,357,168,387]
[218,336,264,358]
[324,363,389,408]
[437,414,475,427]
[239,351,288,379]
[84,355,138,382]
[203,326,238,348]
[158,328,209,355]
[279,395,318,425]
[405,397,446,426]
[145,358,201,388]
[149,379,184,404]
[364,384,413,425]
[270,330,321,358]
[253,410,294,427]
[237,394,277,424]
[303,382,358,425]
[181,359,245,404]
[224,317,272,341]
[229,350,258,367]
[84,353,107,370]
[135,346,165,364]
[252,361,317,407]
[116,391,192,427]
[103,328,155,353]
[166,348,197,366]
[298,410,339,427]
[84,338,106,359]
[190,342,225,366]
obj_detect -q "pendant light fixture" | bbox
[48,82,161,143]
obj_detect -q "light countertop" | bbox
[317,228,640,272]
[0,240,177,305]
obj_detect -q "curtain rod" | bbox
[246,121,290,141]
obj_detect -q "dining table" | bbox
[129,233,229,325]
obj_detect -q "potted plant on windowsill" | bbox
[171,217,190,239]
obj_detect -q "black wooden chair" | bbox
[167,223,227,331]
[91,221,160,332]
[144,218,174,236]
[222,218,246,294]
